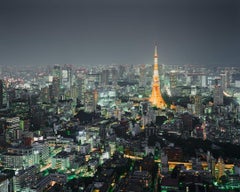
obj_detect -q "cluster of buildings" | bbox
[0,47,239,191]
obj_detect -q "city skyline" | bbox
[0,12,240,190]
[1,0,240,67]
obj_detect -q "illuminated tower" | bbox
[149,45,167,109]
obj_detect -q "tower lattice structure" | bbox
[149,45,167,109]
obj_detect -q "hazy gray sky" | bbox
[0,0,239,67]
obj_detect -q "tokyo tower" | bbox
[149,45,167,109]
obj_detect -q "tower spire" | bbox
[154,44,158,58]
[149,44,167,109]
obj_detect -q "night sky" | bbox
[1,0,240,67]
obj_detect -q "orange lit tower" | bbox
[149,45,167,109]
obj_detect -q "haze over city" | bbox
[1,0,240,67]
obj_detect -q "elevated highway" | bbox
[124,154,234,170]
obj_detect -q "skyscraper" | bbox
[149,45,167,109]
[213,77,223,106]
[0,79,8,109]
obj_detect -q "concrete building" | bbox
[13,165,39,192]
[2,146,39,170]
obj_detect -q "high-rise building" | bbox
[118,65,126,79]
[50,77,60,102]
[220,71,230,90]
[149,45,167,109]
[101,70,110,85]
[53,64,62,80]
[0,79,7,109]
[201,75,207,87]
[4,117,22,143]
[169,71,177,89]
[190,86,203,116]
[62,64,73,88]
[76,77,85,101]
[110,67,118,83]
[213,78,223,106]
[40,86,50,103]
[84,90,98,112]
[86,73,100,90]
[139,64,146,88]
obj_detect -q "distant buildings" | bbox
[0,59,240,191]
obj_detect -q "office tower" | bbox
[190,86,202,116]
[50,77,60,102]
[62,64,73,88]
[0,79,7,109]
[149,45,167,109]
[84,90,98,112]
[213,78,223,106]
[194,95,203,116]
[76,77,85,101]
[220,71,230,90]
[101,69,110,85]
[201,75,207,87]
